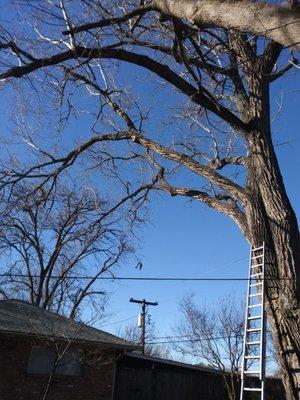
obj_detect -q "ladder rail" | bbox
[240,245,253,400]
[240,242,266,400]
[260,243,266,400]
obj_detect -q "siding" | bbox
[114,354,285,400]
[114,355,225,400]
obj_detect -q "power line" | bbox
[149,330,273,345]
[100,309,178,329]
[152,333,244,344]
[148,336,241,345]
[99,315,137,328]
[0,273,292,281]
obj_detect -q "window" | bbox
[27,346,82,376]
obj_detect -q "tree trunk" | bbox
[241,69,300,398]
[246,132,300,399]
[246,196,300,399]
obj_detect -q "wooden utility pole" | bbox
[129,298,158,354]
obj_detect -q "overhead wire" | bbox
[148,330,273,345]
[0,273,292,281]
[99,315,137,328]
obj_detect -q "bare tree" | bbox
[0,182,133,320]
[0,1,299,397]
[120,322,170,358]
[174,294,279,399]
[173,294,243,400]
[39,339,74,400]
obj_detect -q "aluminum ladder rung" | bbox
[249,303,262,308]
[244,388,262,392]
[252,246,264,251]
[249,293,262,297]
[250,273,263,278]
[244,370,260,375]
[247,328,261,332]
[250,263,263,268]
[245,355,260,359]
[250,282,263,287]
[251,255,263,259]
[246,341,260,345]
[247,315,262,320]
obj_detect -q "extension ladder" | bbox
[240,243,267,400]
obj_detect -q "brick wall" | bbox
[0,336,119,400]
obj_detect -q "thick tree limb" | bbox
[125,131,247,202]
[64,1,300,52]
[157,178,249,235]
[0,46,249,135]
[261,41,283,74]
[152,0,300,52]
[2,128,247,204]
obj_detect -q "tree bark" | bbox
[153,0,300,51]
[245,194,300,400]
[244,75,300,398]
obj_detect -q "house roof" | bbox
[0,299,139,350]
[122,352,222,374]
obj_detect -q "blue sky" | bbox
[0,65,299,342]
[96,67,300,348]
[99,67,300,339]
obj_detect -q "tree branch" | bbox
[261,41,283,75]
[62,4,156,35]
[129,132,247,203]
[156,179,249,235]
[0,46,249,135]
[209,156,246,170]
[64,1,300,51]
[268,58,299,82]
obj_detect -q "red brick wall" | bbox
[0,336,119,400]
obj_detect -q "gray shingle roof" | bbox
[0,300,138,350]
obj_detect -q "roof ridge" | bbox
[0,299,138,350]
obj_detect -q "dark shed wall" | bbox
[0,336,117,400]
[114,355,286,400]
[113,356,226,400]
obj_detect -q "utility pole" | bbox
[129,298,158,354]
